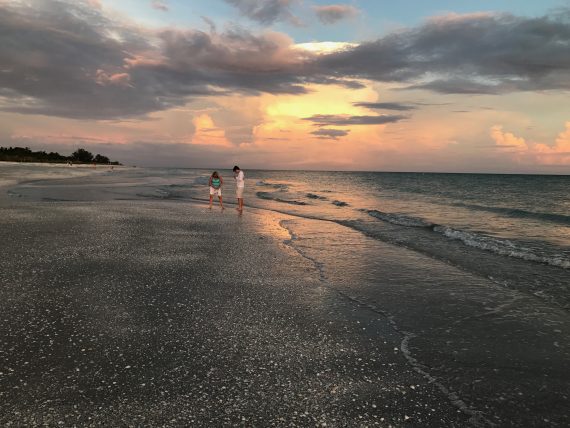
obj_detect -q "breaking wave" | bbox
[367,210,569,269]
[433,226,570,269]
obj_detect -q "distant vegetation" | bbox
[0,147,121,165]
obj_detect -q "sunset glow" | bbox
[1,0,569,173]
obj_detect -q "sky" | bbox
[1,0,570,173]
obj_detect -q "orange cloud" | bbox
[191,114,231,147]
[491,123,570,165]
[534,122,570,165]
[490,125,528,151]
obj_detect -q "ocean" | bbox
[7,166,570,308]
[177,169,569,309]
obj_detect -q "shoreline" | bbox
[0,167,568,426]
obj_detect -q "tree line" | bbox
[0,147,121,165]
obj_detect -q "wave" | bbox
[193,176,210,186]
[433,226,570,269]
[332,200,349,207]
[306,193,328,200]
[367,210,569,269]
[368,210,433,228]
[256,191,308,205]
[256,180,289,191]
[452,202,570,225]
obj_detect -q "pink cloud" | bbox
[491,123,570,166]
[190,114,231,147]
[490,125,528,151]
[534,122,570,165]
[151,0,169,12]
[87,0,102,9]
[95,70,132,87]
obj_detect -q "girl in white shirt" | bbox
[233,165,245,213]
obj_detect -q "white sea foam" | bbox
[434,226,570,269]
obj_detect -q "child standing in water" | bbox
[233,165,245,213]
[208,171,224,210]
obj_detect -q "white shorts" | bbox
[210,187,222,196]
[236,186,244,198]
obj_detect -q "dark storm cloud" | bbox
[304,114,406,126]
[318,10,570,94]
[224,0,300,25]
[0,0,319,119]
[353,102,416,111]
[310,128,350,140]
[2,1,570,121]
[314,5,359,25]
[404,79,509,94]
[0,0,166,119]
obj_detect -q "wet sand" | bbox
[0,166,568,427]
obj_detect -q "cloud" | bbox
[0,0,322,119]
[303,114,406,126]
[224,0,301,26]
[310,128,350,140]
[491,123,570,165]
[86,0,102,8]
[2,1,570,123]
[405,79,508,94]
[314,4,359,25]
[534,122,570,165]
[0,0,160,119]
[95,70,132,87]
[490,125,528,151]
[151,0,169,12]
[191,114,231,147]
[353,102,416,111]
[318,10,570,94]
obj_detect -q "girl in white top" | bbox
[233,165,245,213]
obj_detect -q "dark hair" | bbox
[212,171,219,178]
[232,165,240,172]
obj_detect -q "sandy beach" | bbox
[0,165,568,427]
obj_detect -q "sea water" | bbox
[7,166,570,307]
[160,169,570,307]
[163,170,569,264]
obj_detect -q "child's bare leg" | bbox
[219,196,224,210]
[209,194,213,209]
